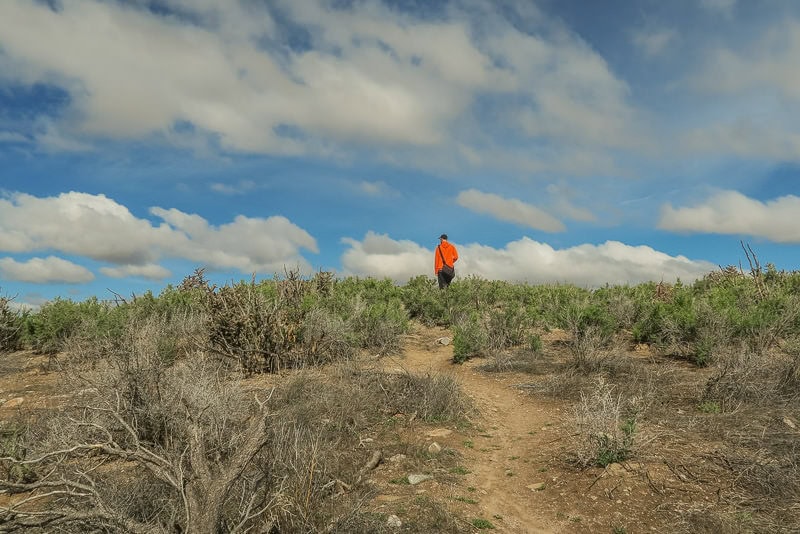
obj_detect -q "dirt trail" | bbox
[383,325,565,533]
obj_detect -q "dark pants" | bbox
[437,270,454,289]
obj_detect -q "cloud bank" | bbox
[341,232,714,287]
[0,191,318,282]
[659,190,800,243]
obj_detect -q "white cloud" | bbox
[0,191,318,275]
[632,28,678,58]
[340,233,714,286]
[341,232,431,281]
[545,183,596,222]
[457,189,565,232]
[0,256,94,283]
[659,190,800,243]
[210,180,257,195]
[682,120,800,160]
[485,24,641,150]
[0,0,642,175]
[99,264,172,280]
[149,208,319,273]
[693,21,800,100]
[681,20,800,160]
[358,180,398,197]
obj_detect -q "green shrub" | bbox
[350,297,409,355]
[23,297,119,354]
[0,293,24,353]
[401,275,449,326]
[452,311,487,363]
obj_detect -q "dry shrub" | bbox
[301,306,356,362]
[479,348,548,374]
[524,368,591,400]
[274,363,471,429]
[703,346,784,408]
[4,336,458,531]
[572,377,644,467]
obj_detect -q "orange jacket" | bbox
[434,241,459,274]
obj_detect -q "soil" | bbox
[370,323,762,534]
[1,323,794,533]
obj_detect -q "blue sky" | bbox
[2,0,800,307]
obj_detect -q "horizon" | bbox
[2,0,800,308]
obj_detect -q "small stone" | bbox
[436,337,451,346]
[407,474,433,485]
[388,454,407,463]
[527,482,546,491]
[784,417,797,430]
[607,463,626,477]
[387,515,402,529]
[1,397,24,408]
[428,442,442,454]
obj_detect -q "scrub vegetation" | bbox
[1,254,799,532]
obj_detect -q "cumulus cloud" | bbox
[340,233,715,286]
[0,191,318,276]
[457,189,565,232]
[0,256,94,283]
[0,0,642,174]
[341,232,431,281]
[99,264,172,280]
[659,190,800,243]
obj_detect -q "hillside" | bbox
[2,318,797,533]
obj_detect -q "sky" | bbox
[2,0,800,307]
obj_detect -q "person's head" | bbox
[439,233,448,241]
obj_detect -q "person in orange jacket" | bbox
[434,233,459,289]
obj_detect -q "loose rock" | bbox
[1,397,24,408]
[407,474,433,485]
[387,515,402,529]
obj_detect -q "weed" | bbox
[472,518,496,529]
[573,378,640,467]
[697,400,721,414]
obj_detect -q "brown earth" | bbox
[369,323,767,534]
[1,324,793,533]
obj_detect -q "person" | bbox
[434,233,459,289]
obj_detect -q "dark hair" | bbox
[439,234,448,240]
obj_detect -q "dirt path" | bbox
[382,325,564,533]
